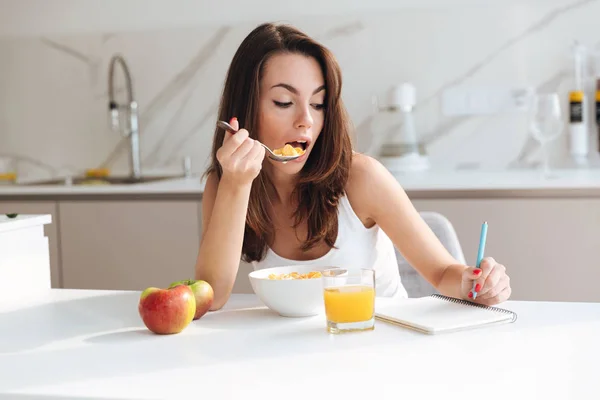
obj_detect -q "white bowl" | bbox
[248,265,333,317]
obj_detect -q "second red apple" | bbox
[169,279,214,320]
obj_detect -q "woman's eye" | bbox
[273,101,292,108]
[312,103,325,110]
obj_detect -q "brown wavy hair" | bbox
[205,22,353,263]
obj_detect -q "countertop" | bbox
[1,289,599,399]
[2,168,600,199]
[0,175,207,200]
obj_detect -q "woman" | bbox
[195,22,511,310]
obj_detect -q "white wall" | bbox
[1,0,598,180]
[0,0,563,36]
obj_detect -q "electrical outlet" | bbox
[442,86,534,116]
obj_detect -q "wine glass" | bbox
[529,93,564,178]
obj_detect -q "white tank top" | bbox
[250,194,408,298]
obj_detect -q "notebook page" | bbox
[375,296,514,333]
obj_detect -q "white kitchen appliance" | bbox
[376,83,430,172]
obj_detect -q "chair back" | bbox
[396,211,465,297]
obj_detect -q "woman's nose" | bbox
[294,107,313,130]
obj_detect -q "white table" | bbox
[1,290,599,400]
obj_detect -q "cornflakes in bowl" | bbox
[267,271,322,280]
[249,265,335,317]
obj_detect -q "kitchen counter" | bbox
[0,176,207,200]
[1,289,598,399]
[395,168,600,198]
[2,168,600,199]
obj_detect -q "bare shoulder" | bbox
[347,152,389,183]
[346,152,402,196]
[345,152,405,227]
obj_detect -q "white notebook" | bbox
[374,294,518,334]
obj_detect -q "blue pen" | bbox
[471,221,488,300]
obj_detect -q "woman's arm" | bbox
[195,172,253,310]
[346,154,510,302]
[195,118,265,310]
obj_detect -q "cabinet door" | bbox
[411,198,600,303]
[59,200,201,291]
[0,201,60,288]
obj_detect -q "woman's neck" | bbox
[264,166,298,205]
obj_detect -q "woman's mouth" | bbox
[272,138,311,158]
[284,140,308,152]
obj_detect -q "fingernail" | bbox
[473,269,481,275]
[475,283,481,292]
[230,117,237,124]
[468,291,473,298]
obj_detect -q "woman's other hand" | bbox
[461,257,511,305]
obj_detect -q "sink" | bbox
[20,175,184,186]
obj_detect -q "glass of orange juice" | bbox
[322,268,375,334]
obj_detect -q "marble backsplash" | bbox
[2,0,600,181]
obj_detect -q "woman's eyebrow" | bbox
[271,83,325,95]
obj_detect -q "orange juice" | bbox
[323,285,375,323]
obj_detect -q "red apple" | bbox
[169,279,214,320]
[138,285,196,334]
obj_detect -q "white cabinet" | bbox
[0,201,61,288]
[58,200,201,291]
[0,214,52,300]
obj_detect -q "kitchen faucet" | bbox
[108,54,141,180]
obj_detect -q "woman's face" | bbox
[257,52,325,175]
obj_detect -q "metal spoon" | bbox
[216,120,302,162]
